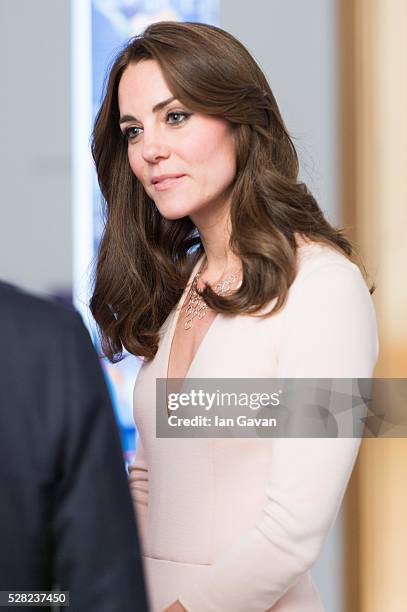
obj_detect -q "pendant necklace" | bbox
[184,260,241,331]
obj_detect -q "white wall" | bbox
[221,0,339,225]
[0,0,72,297]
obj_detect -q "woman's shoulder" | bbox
[286,235,375,320]
[285,237,375,335]
[294,235,361,285]
[277,236,379,377]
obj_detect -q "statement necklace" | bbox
[184,263,240,331]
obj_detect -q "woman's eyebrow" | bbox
[119,96,176,124]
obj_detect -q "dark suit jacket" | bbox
[0,282,149,611]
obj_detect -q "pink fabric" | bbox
[129,241,379,611]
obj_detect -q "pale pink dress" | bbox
[129,240,379,611]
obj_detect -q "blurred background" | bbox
[0,1,405,610]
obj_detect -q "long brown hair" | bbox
[91,21,369,363]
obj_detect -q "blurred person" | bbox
[90,22,379,612]
[0,281,149,612]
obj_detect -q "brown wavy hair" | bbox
[90,21,370,363]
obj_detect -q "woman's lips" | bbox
[153,175,186,191]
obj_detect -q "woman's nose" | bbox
[141,131,170,163]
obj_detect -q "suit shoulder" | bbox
[0,281,83,339]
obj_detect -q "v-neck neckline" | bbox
[165,253,220,384]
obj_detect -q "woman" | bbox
[91,21,378,612]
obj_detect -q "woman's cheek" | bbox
[128,156,142,181]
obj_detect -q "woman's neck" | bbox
[198,232,241,287]
[191,198,241,284]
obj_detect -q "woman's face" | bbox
[118,60,236,221]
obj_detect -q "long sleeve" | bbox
[178,261,379,611]
[128,435,150,548]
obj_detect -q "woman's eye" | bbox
[124,126,142,141]
[123,112,191,141]
[167,111,191,124]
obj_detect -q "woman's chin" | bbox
[155,203,196,221]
